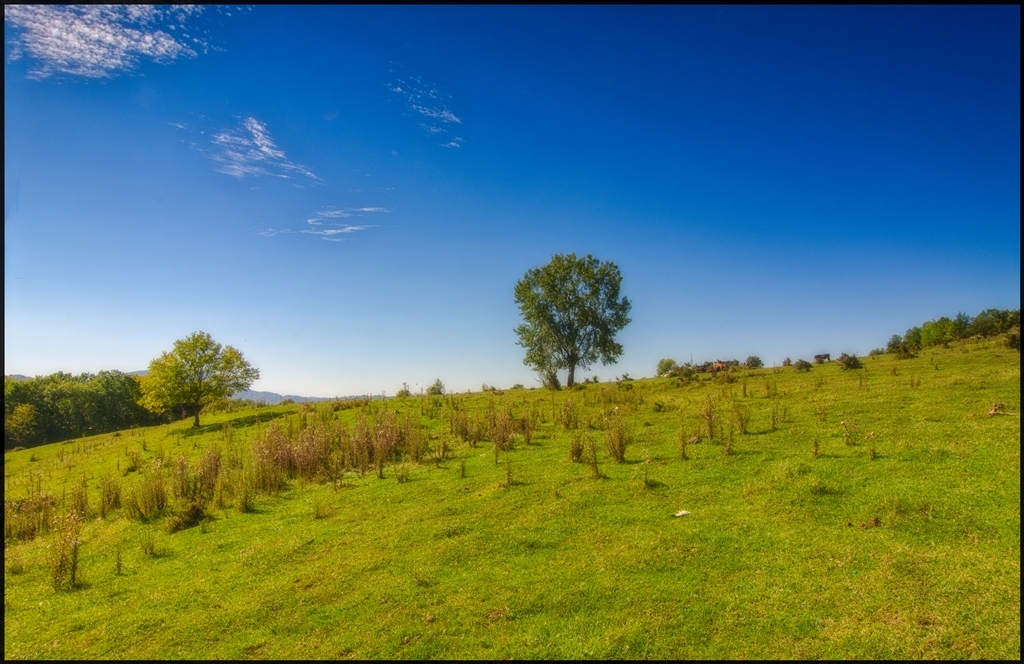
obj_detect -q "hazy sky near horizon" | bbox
[4,6,1020,396]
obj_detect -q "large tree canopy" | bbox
[514,253,632,387]
[139,331,259,427]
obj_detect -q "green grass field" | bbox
[4,341,1020,659]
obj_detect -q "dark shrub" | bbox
[836,353,862,370]
[794,359,813,372]
[895,344,917,360]
[1005,327,1020,351]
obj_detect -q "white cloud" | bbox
[260,207,387,242]
[211,117,319,182]
[4,5,211,79]
[441,137,463,149]
[389,72,464,144]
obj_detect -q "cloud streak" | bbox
[211,117,319,182]
[259,207,388,242]
[4,5,211,79]
[389,73,464,147]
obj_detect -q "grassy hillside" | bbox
[4,341,1020,659]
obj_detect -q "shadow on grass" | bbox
[181,411,289,437]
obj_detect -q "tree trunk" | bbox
[567,363,576,387]
[192,406,201,428]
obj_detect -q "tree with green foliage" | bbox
[139,331,259,427]
[903,326,923,351]
[5,371,159,447]
[744,356,763,369]
[921,317,957,347]
[514,253,632,388]
[5,403,40,447]
[968,308,1020,337]
[657,358,678,376]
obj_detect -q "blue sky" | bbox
[4,6,1020,396]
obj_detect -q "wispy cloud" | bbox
[389,72,465,146]
[4,5,214,79]
[259,207,388,242]
[211,117,319,182]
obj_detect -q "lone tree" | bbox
[139,331,259,427]
[514,253,632,388]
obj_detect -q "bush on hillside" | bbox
[1004,327,1020,351]
[668,364,697,384]
[744,356,763,369]
[427,379,445,396]
[836,353,862,370]
[793,359,813,372]
[895,344,917,360]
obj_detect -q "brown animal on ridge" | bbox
[712,361,727,372]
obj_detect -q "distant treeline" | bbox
[883,308,1019,356]
[4,371,166,449]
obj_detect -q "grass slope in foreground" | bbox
[3,341,1020,659]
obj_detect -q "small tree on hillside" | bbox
[657,358,678,376]
[514,253,632,387]
[836,353,862,370]
[139,331,259,427]
[744,356,763,369]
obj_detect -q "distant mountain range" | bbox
[6,372,337,405]
[231,390,333,405]
[128,370,337,404]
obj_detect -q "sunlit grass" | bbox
[4,341,1019,658]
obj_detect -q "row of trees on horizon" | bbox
[885,308,1019,356]
[4,307,1019,450]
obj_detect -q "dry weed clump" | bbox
[604,415,631,463]
[490,411,515,451]
[559,399,580,430]
[4,492,57,541]
[569,432,585,463]
[702,396,717,441]
[99,473,121,518]
[166,499,207,533]
[733,405,750,435]
[197,449,221,498]
[69,476,89,520]
[49,512,83,590]
[124,462,168,521]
